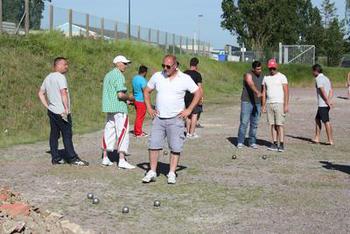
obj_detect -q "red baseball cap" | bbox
[267,59,278,69]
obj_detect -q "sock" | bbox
[273,141,278,145]
[280,142,284,147]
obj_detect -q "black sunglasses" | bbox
[161,63,175,69]
[269,67,276,70]
[123,62,129,65]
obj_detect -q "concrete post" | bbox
[49,5,53,31]
[68,9,72,38]
[86,14,89,37]
[25,0,29,35]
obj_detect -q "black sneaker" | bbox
[267,143,278,151]
[278,144,285,152]
[52,159,66,165]
[70,157,89,166]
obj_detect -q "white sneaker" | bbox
[101,157,114,166]
[142,170,157,183]
[118,159,136,169]
[250,143,258,149]
[186,133,193,138]
[237,143,244,149]
[167,172,176,184]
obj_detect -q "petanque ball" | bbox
[154,200,161,207]
[92,197,100,204]
[262,155,267,160]
[122,206,129,214]
[163,150,169,156]
[232,155,237,160]
[87,193,94,199]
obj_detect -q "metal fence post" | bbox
[114,22,118,40]
[0,0,3,33]
[49,5,53,31]
[208,42,211,57]
[157,30,160,45]
[186,38,189,54]
[137,25,140,41]
[179,36,182,55]
[127,23,130,39]
[101,18,104,39]
[165,32,168,53]
[86,14,89,37]
[148,28,151,44]
[68,9,72,38]
[192,38,195,55]
[172,34,175,54]
[25,0,29,35]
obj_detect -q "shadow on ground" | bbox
[320,161,350,175]
[226,137,270,147]
[286,135,331,145]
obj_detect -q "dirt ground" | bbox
[0,88,349,233]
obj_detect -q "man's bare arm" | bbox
[319,87,331,107]
[261,85,266,112]
[117,92,134,102]
[283,84,289,113]
[60,88,69,114]
[244,73,261,97]
[38,89,48,109]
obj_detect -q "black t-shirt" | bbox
[184,70,202,106]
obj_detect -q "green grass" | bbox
[0,32,348,148]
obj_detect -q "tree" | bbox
[220,0,319,50]
[323,19,345,65]
[320,0,337,28]
[3,0,51,29]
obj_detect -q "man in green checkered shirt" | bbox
[101,55,136,169]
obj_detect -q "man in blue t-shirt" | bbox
[132,65,148,137]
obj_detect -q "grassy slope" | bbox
[0,32,348,147]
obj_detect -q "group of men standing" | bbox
[237,59,334,151]
[38,54,203,184]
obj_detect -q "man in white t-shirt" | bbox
[312,64,334,145]
[38,57,89,166]
[262,59,289,152]
[142,55,201,184]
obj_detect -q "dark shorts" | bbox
[191,105,203,115]
[316,107,330,123]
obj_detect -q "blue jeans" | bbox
[237,102,261,145]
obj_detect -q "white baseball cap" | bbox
[113,55,131,64]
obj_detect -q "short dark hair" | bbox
[252,61,261,69]
[138,65,148,74]
[190,57,199,67]
[312,64,322,73]
[54,57,67,67]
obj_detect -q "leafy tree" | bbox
[3,0,51,29]
[323,19,345,66]
[320,0,337,28]
[220,0,319,50]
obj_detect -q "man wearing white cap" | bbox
[101,55,136,169]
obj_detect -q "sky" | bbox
[46,0,345,49]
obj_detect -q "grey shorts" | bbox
[149,116,186,153]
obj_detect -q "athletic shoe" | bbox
[135,132,148,138]
[278,144,285,152]
[196,123,204,128]
[101,157,114,166]
[52,159,66,165]
[267,144,278,151]
[167,172,176,184]
[187,133,199,139]
[250,143,258,149]
[118,159,136,169]
[142,170,157,183]
[236,143,244,149]
[70,158,89,166]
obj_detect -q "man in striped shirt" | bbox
[101,55,136,169]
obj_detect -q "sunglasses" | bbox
[269,67,276,70]
[123,62,129,65]
[161,63,175,69]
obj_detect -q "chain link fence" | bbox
[38,5,211,56]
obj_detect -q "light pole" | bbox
[128,0,131,39]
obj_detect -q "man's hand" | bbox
[147,108,158,119]
[255,91,262,98]
[284,105,289,114]
[178,108,192,119]
[262,106,266,113]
